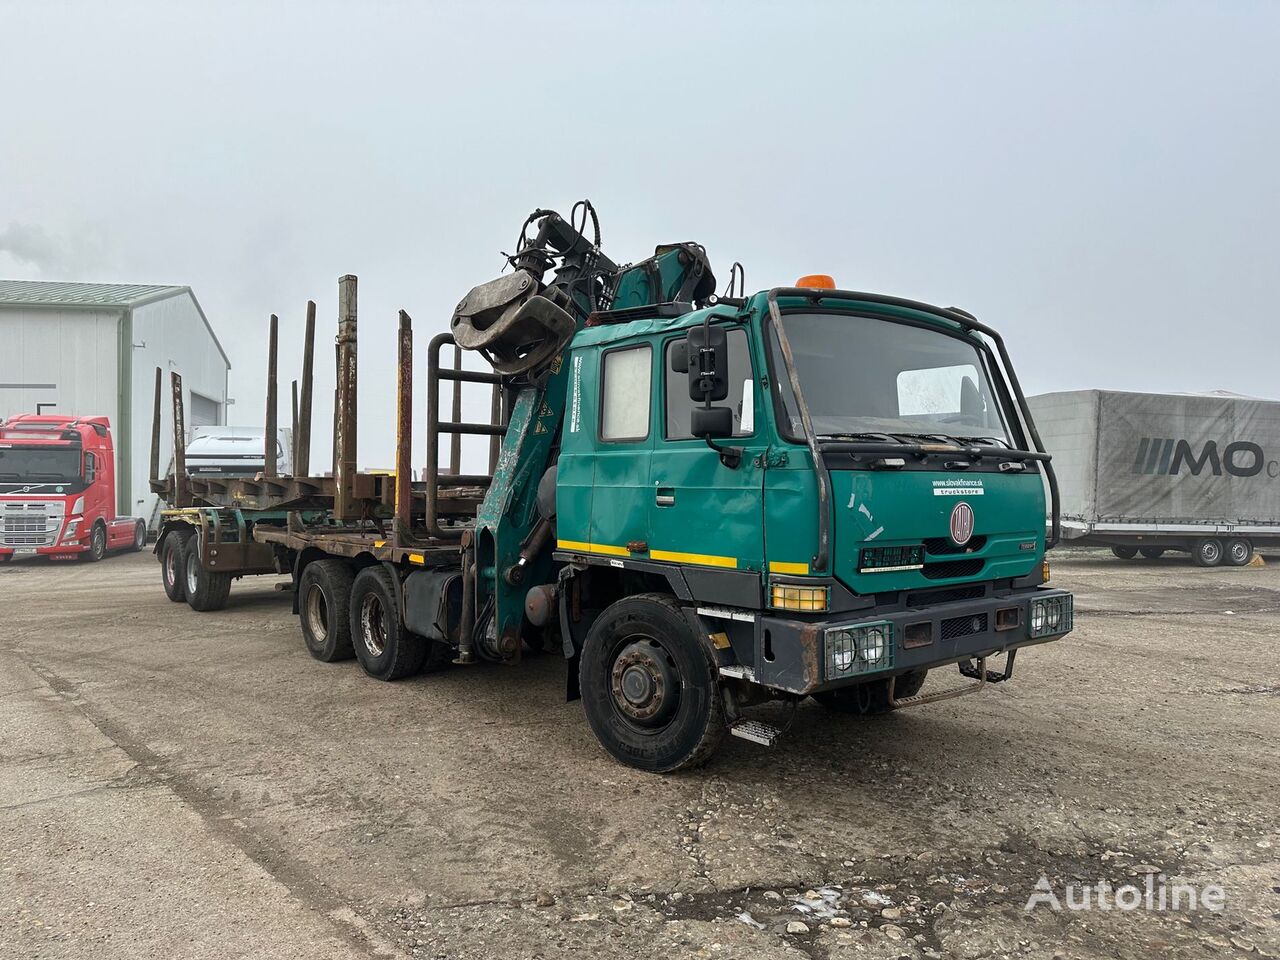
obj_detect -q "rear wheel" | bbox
[161,530,192,602]
[813,668,929,715]
[579,593,726,773]
[350,567,426,680]
[1111,545,1138,560]
[1139,547,1165,559]
[131,520,147,552]
[1226,537,1254,566]
[183,536,232,611]
[298,560,355,662]
[1193,537,1224,567]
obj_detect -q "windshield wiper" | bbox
[817,431,904,443]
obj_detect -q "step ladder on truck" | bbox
[150,203,1075,772]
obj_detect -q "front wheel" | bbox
[1226,537,1254,566]
[183,536,232,611]
[579,593,726,773]
[81,522,107,562]
[813,668,929,715]
[1193,537,1224,567]
[130,520,147,552]
[1111,545,1138,560]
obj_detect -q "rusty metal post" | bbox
[297,300,315,477]
[290,379,298,472]
[449,345,462,474]
[265,314,278,478]
[170,371,188,507]
[149,366,162,483]
[394,310,414,547]
[333,275,358,520]
[489,382,502,473]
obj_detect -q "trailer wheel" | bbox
[298,560,355,662]
[82,522,107,562]
[813,669,929,715]
[1139,547,1165,560]
[1193,537,1224,567]
[350,567,427,680]
[1226,537,1254,566]
[161,530,192,602]
[183,536,232,611]
[1111,545,1138,560]
[579,593,726,773]
[130,520,147,552]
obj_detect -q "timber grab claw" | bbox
[450,270,577,377]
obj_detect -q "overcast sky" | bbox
[3,1,1277,473]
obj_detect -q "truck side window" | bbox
[600,345,652,442]
[84,452,96,482]
[665,328,755,440]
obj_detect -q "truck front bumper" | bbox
[746,587,1073,695]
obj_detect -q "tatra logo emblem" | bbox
[950,502,975,546]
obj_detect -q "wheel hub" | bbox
[361,594,387,657]
[610,640,677,725]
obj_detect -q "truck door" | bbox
[648,327,767,580]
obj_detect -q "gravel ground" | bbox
[1,547,1277,959]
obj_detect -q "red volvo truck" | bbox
[0,415,147,562]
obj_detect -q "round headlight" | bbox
[1031,604,1046,632]
[833,649,855,673]
[1045,603,1062,630]
[860,627,885,663]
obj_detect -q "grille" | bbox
[2,517,46,533]
[922,535,987,555]
[941,612,988,641]
[922,558,985,580]
[1,533,54,547]
[905,584,985,607]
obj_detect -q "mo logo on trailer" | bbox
[1132,438,1275,478]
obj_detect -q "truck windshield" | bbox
[770,312,1013,443]
[0,446,83,481]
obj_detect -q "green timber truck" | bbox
[152,203,1074,772]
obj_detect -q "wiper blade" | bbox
[817,431,903,442]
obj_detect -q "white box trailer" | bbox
[1028,389,1280,566]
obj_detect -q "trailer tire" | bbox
[813,669,929,716]
[131,520,147,552]
[298,560,355,662]
[1139,547,1165,560]
[1226,537,1254,566]
[161,529,192,602]
[1111,545,1138,560]
[578,593,726,773]
[350,567,427,681]
[1193,537,1224,567]
[183,536,232,611]
[82,522,107,562]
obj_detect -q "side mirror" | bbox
[691,406,733,439]
[687,325,728,402]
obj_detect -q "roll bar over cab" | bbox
[0,415,146,562]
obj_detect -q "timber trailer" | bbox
[152,203,1074,772]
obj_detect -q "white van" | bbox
[186,426,294,478]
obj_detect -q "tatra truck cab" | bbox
[151,208,1073,772]
[0,415,147,562]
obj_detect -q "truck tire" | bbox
[1139,547,1165,560]
[578,593,726,773]
[130,520,147,552]
[82,522,107,562]
[183,536,232,611]
[1226,537,1254,566]
[1111,545,1138,560]
[298,560,355,662]
[1193,537,1224,567]
[161,529,192,602]
[350,567,427,680]
[813,668,928,715]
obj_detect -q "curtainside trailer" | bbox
[1029,389,1280,565]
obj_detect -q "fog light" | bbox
[1028,594,1073,639]
[770,581,829,612]
[825,621,895,680]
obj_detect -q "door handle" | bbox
[655,486,676,507]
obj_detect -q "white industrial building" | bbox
[0,280,230,526]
